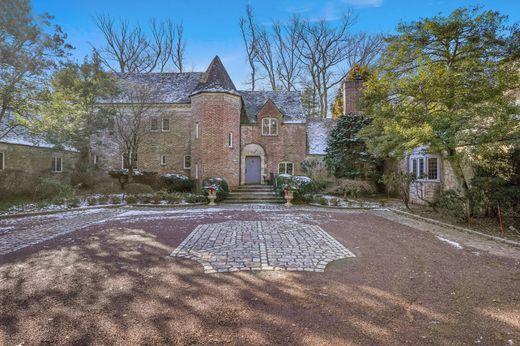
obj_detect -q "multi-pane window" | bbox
[410,156,439,181]
[122,152,138,169]
[150,118,159,131]
[0,152,4,170]
[278,162,294,175]
[51,157,63,173]
[427,158,438,180]
[162,118,170,131]
[160,155,167,166]
[228,132,233,148]
[262,118,278,136]
[184,155,191,169]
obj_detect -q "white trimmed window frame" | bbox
[162,118,170,132]
[228,132,233,148]
[51,156,63,173]
[278,162,294,175]
[195,122,199,139]
[184,155,191,169]
[122,152,138,170]
[262,118,278,136]
[195,162,199,179]
[160,154,167,166]
[150,117,159,132]
[409,154,440,182]
[0,151,4,170]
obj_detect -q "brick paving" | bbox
[171,220,355,273]
[0,208,124,255]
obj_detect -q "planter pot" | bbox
[284,191,294,206]
[208,190,217,206]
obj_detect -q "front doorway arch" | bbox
[241,143,266,185]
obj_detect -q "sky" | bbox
[32,0,520,89]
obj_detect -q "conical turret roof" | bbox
[192,56,238,95]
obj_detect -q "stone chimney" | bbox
[343,79,364,115]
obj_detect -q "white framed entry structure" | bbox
[241,143,266,185]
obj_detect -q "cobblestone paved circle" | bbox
[171,220,356,273]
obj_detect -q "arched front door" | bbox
[245,156,261,184]
[241,143,266,185]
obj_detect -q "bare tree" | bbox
[174,21,185,72]
[108,79,162,181]
[239,5,258,91]
[347,33,385,68]
[95,15,186,73]
[273,17,303,91]
[256,28,277,90]
[296,14,357,118]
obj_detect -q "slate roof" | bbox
[0,126,78,152]
[307,118,335,155]
[98,56,306,123]
[192,56,239,96]
[239,90,306,124]
[104,72,203,104]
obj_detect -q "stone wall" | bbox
[190,93,242,189]
[91,105,192,177]
[240,100,307,182]
[0,143,79,194]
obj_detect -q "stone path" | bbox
[171,220,355,273]
[0,208,124,255]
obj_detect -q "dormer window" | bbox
[262,118,278,136]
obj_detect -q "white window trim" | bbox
[52,156,63,173]
[262,118,278,136]
[150,118,159,132]
[93,155,98,165]
[409,154,440,182]
[122,152,138,170]
[162,118,170,132]
[278,161,294,175]
[160,154,167,166]
[195,122,199,139]
[0,151,4,170]
[184,155,191,169]
[228,132,233,148]
[195,162,199,179]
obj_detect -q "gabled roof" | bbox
[239,90,306,124]
[101,72,203,104]
[192,56,238,96]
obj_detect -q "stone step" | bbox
[235,185,274,191]
[222,199,285,204]
[228,191,278,196]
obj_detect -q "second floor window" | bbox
[195,122,199,139]
[228,132,233,148]
[150,118,159,131]
[162,118,170,131]
[262,118,278,136]
[160,155,167,166]
[0,152,4,170]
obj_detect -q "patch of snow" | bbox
[436,236,463,249]
[307,119,335,155]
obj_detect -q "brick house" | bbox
[93,56,314,189]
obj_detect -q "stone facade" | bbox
[93,56,313,190]
[0,142,79,186]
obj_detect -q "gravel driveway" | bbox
[0,205,519,345]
